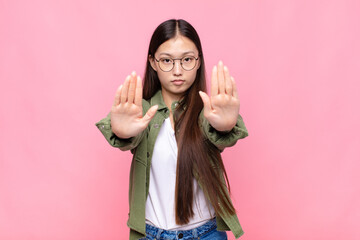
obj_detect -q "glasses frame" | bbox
[154,56,200,72]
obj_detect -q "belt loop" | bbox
[192,228,198,238]
[156,228,163,239]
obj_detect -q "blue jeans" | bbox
[141,217,227,240]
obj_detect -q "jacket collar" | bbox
[150,90,185,111]
[150,90,168,111]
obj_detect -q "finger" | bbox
[134,75,143,106]
[199,91,212,115]
[113,85,123,107]
[231,77,239,99]
[211,66,218,97]
[217,61,225,94]
[141,105,158,125]
[128,71,137,103]
[224,66,232,96]
[121,75,131,103]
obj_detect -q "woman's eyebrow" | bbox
[159,51,196,57]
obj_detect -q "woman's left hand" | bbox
[199,61,240,132]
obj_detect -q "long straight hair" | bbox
[143,19,235,224]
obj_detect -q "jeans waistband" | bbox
[145,217,217,239]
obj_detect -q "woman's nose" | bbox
[172,60,182,75]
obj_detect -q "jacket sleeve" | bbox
[199,109,248,152]
[95,100,150,152]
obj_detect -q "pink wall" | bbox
[1,0,359,239]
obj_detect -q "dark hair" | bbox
[143,19,235,224]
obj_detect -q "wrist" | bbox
[112,127,133,139]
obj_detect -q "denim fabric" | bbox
[141,217,227,240]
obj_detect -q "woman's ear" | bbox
[149,55,157,72]
[197,57,201,70]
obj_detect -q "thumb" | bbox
[199,91,211,115]
[141,105,158,125]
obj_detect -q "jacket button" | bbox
[178,233,183,238]
[147,152,150,158]
[154,123,159,128]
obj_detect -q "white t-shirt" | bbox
[145,117,215,230]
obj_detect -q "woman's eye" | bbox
[161,58,172,64]
[183,57,193,62]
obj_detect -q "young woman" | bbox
[96,19,248,240]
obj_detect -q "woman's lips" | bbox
[172,79,185,86]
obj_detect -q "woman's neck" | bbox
[161,89,181,130]
[161,89,181,112]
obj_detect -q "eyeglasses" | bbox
[154,56,199,72]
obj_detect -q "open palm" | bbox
[199,61,240,132]
[111,72,158,139]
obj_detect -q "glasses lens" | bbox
[181,56,196,70]
[159,58,173,72]
[158,56,197,71]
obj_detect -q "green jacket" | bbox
[95,90,248,239]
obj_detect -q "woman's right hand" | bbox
[110,71,158,139]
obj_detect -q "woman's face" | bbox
[150,35,201,101]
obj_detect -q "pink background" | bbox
[1,0,359,239]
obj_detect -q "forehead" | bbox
[155,35,198,57]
